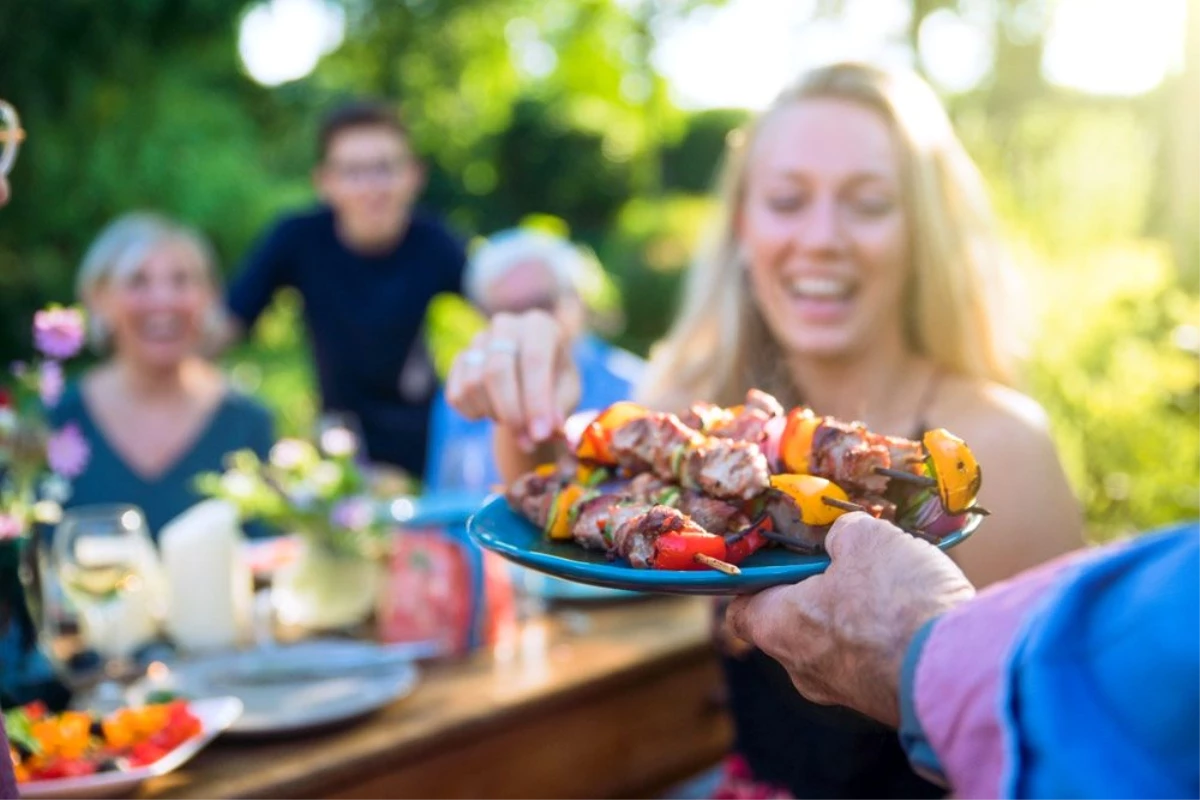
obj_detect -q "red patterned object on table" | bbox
[377,527,514,657]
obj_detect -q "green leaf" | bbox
[3,708,39,756]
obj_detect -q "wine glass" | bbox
[0,100,23,177]
[42,505,165,707]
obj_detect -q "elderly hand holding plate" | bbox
[726,513,976,727]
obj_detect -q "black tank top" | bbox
[721,369,946,799]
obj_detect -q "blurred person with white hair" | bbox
[423,228,644,493]
[50,212,275,540]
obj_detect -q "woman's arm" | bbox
[492,424,554,486]
[940,382,1084,588]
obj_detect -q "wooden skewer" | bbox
[723,527,753,547]
[874,467,937,487]
[723,512,773,547]
[694,553,741,575]
[0,129,25,143]
[760,529,821,554]
[821,496,869,513]
[904,527,940,544]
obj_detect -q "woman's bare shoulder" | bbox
[936,376,1051,437]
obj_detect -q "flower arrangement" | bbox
[195,426,407,559]
[0,306,90,539]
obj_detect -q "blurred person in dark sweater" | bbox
[221,102,467,478]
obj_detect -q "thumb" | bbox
[824,512,900,562]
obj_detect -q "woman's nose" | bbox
[795,195,846,254]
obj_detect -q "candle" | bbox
[159,499,252,652]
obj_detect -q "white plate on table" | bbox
[127,640,422,737]
[19,696,242,800]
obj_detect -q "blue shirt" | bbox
[900,521,1200,798]
[50,382,276,540]
[227,206,467,478]
[424,335,645,494]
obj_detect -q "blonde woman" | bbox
[51,213,275,540]
[446,62,1081,797]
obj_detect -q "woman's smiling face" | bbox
[739,97,911,361]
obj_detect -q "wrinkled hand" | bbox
[727,513,975,727]
[445,310,581,450]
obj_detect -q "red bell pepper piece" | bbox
[725,515,773,564]
[651,531,728,571]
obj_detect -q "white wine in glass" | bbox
[45,505,165,694]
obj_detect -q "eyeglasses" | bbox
[0,100,24,177]
[325,158,408,183]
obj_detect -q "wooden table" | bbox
[140,596,732,799]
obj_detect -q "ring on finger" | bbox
[460,348,486,367]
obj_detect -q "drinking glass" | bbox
[41,505,165,701]
[0,100,24,176]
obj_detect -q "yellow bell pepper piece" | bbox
[546,484,586,540]
[769,474,851,526]
[923,428,982,515]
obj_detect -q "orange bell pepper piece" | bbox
[778,408,820,473]
[576,402,649,465]
[769,474,851,526]
[923,428,982,515]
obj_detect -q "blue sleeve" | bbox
[897,523,1199,799]
[897,617,947,787]
[576,338,644,410]
[423,391,452,492]
[1004,523,1199,799]
[227,218,297,329]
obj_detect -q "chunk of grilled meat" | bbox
[611,504,708,568]
[680,389,785,443]
[609,414,770,501]
[627,473,750,534]
[810,418,893,495]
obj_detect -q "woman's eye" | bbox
[767,196,806,213]
[851,196,895,217]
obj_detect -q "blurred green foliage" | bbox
[1,0,1195,539]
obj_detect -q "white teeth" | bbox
[787,276,852,299]
[140,316,183,339]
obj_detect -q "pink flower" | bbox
[47,423,90,478]
[33,307,86,360]
[39,360,64,408]
[0,514,23,540]
[330,496,375,532]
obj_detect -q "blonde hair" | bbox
[77,212,222,351]
[638,62,1019,412]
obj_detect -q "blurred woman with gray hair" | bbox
[424,228,643,493]
[50,212,275,539]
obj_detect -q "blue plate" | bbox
[468,494,983,596]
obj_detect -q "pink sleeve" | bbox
[912,551,1086,798]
